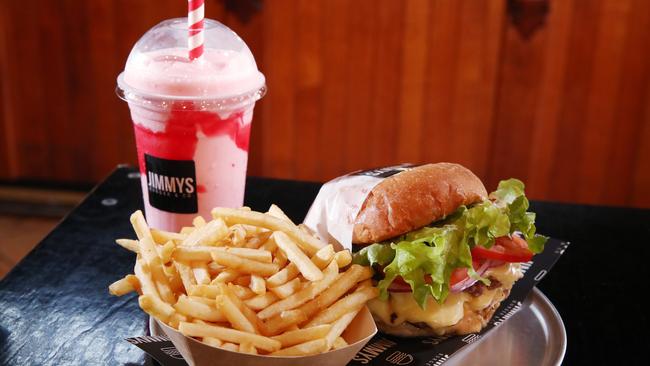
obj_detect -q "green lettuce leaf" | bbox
[490,179,548,253]
[351,178,548,308]
[352,243,395,267]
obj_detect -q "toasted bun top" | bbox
[352,163,487,244]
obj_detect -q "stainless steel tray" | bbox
[150,287,566,365]
[446,287,566,365]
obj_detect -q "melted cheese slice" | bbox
[369,263,523,330]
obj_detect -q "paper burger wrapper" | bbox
[155,306,377,366]
[303,164,417,250]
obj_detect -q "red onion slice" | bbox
[450,260,494,293]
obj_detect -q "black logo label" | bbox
[352,163,419,178]
[145,154,198,214]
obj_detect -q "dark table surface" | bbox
[1,166,648,365]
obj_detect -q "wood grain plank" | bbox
[318,0,349,179]
[343,0,377,173]
[0,0,648,207]
[631,85,650,206]
[218,0,265,177]
[448,0,505,180]
[46,0,90,181]
[85,1,129,180]
[576,0,632,204]
[488,7,548,190]
[0,0,16,178]
[421,0,462,166]
[549,0,602,202]
[526,0,574,201]
[608,0,650,205]
[396,0,430,163]
[261,0,295,177]
[293,0,322,180]
[368,0,403,168]
[9,1,50,179]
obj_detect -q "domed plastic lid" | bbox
[117,18,265,110]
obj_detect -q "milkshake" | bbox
[117,18,265,231]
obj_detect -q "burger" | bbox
[351,163,547,337]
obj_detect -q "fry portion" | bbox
[212,208,326,255]
[179,322,281,352]
[110,205,378,356]
[273,231,323,281]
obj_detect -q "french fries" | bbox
[266,204,294,224]
[325,309,362,348]
[189,284,255,300]
[115,239,139,253]
[108,274,139,296]
[273,231,323,281]
[305,286,379,327]
[211,251,280,277]
[192,262,212,285]
[173,246,273,263]
[250,275,266,296]
[179,322,281,352]
[271,324,331,347]
[245,292,279,311]
[266,245,334,287]
[174,295,227,322]
[217,286,258,334]
[110,205,378,357]
[220,342,239,352]
[213,269,240,284]
[151,228,187,244]
[182,218,228,246]
[240,342,258,355]
[332,336,348,350]
[334,250,352,268]
[202,336,223,347]
[212,208,325,255]
[257,261,339,320]
[270,338,328,356]
[269,277,302,299]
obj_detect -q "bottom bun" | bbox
[373,287,511,337]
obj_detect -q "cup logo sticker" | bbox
[145,154,198,214]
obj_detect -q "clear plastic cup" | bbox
[117,18,265,231]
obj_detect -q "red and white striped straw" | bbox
[188,0,205,60]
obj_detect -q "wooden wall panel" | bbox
[317,0,351,179]
[252,0,506,181]
[490,0,650,206]
[632,94,650,206]
[368,1,403,169]
[342,0,377,175]
[260,0,296,178]
[0,0,649,207]
[0,0,12,176]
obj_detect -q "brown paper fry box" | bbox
[156,306,377,366]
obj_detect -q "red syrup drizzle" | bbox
[133,102,250,181]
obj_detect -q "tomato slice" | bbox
[471,236,533,262]
[450,268,469,286]
[387,276,412,292]
[450,259,482,286]
[388,274,440,292]
[389,259,482,292]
